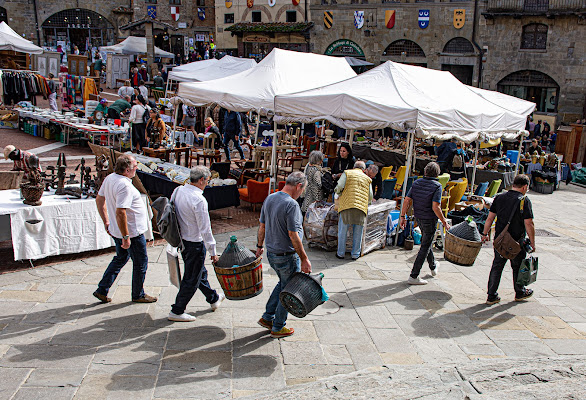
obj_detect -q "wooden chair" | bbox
[394,166,407,191]
[486,179,502,197]
[381,166,393,181]
[446,179,468,212]
[152,88,165,103]
[277,156,302,178]
[238,177,270,211]
[211,162,231,179]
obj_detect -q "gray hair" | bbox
[115,154,135,175]
[354,161,366,170]
[308,150,324,166]
[190,165,211,183]
[367,164,379,174]
[285,171,307,187]
[424,162,441,178]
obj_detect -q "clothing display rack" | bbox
[0,69,47,106]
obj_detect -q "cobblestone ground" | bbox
[0,184,585,399]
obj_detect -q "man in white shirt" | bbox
[93,154,158,304]
[168,166,225,322]
[117,80,134,99]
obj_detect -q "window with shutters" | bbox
[521,23,548,50]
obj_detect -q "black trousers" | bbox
[487,248,526,298]
[171,240,219,315]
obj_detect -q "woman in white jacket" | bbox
[129,95,149,153]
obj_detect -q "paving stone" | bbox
[73,374,155,400]
[23,368,86,387]
[384,297,431,316]
[231,327,278,358]
[118,327,169,348]
[0,323,59,345]
[517,316,584,339]
[321,344,353,365]
[0,344,9,358]
[232,390,260,399]
[161,350,231,373]
[435,314,494,345]
[154,369,231,399]
[313,321,370,344]
[298,293,362,322]
[568,322,586,334]
[355,305,399,328]
[483,329,539,341]
[281,341,327,365]
[167,326,231,351]
[357,269,388,280]
[493,339,557,357]
[367,328,416,353]
[20,302,85,325]
[90,344,163,375]
[321,278,346,293]
[0,282,34,291]
[458,343,506,356]
[232,355,285,391]
[50,324,123,347]
[472,316,526,330]
[231,307,265,328]
[379,352,424,365]
[410,338,470,363]
[542,339,586,355]
[13,387,77,400]
[0,344,95,369]
[393,314,451,339]
[0,367,32,400]
[280,320,318,342]
[46,284,98,304]
[283,364,355,381]
[0,290,52,302]
[546,306,586,323]
[346,342,384,370]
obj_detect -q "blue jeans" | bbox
[171,240,219,315]
[410,218,437,278]
[337,217,364,259]
[262,252,301,332]
[223,134,244,161]
[97,234,148,300]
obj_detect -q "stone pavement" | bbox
[0,184,585,399]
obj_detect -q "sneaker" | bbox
[486,296,501,305]
[257,318,273,330]
[407,276,428,285]
[335,254,345,260]
[93,291,111,304]
[211,293,225,311]
[515,289,534,302]
[351,256,360,261]
[271,327,295,338]
[430,262,439,277]
[168,312,196,322]
[132,294,158,303]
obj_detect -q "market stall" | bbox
[352,143,433,173]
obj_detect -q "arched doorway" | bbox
[42,9,115,52]
[497,70,559,113]
[324,39,365,59]
[382,40,426,67]
[441,37,476,85]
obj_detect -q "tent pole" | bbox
[514,133,524,176]
[396,131,415,244]
[254,111,261,145]
[172,103,179,145]
[470,140,479,194]
[348,130,354,149]
[271,120,277,193]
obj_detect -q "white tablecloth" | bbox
[0,189,153,261]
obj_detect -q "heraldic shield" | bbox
[453,9,465,29]
[247,0,254,8]
[324,11,333,29]
[147,6,157,19]
[418,10,429,29]
[385,10,395,29]
[225,0,232,8]
[354,11,364,29]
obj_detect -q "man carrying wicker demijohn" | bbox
[400,162,451,285]
[256,172,312,338]
[481,174,535,305]
[168,166,225,322]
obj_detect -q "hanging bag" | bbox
[493,197,523,259]
[516,254,538,286]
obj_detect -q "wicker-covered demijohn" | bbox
[444,217,482,266]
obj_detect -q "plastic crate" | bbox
[533,182,554,194]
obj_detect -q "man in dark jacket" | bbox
[481,174,535,305]
[366,164,382,200]
[222,110,245,161]
[400,162,450,285]
[435,140,457,173]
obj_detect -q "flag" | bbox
[324,11,333,29]
[385,10,395,29]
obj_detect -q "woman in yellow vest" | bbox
[334,160,372,260]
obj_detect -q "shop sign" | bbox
[324,39,364,57]
[243,35,269,43]
[178,22,187,29]
[195,33,206,42]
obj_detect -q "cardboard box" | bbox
[0,110,18,129]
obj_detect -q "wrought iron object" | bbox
[55,153,67,195]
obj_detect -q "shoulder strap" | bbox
[505,196,524,225]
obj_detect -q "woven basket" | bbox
[214,256,263,300]
[20,183,44,206]
[444,232,482,266]
[216,236,257,268]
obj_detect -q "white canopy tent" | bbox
[100,36,175,58]
[274,61,535,233]
[173,48,357,190]
[0,21,43,55]
[168,56,256,82]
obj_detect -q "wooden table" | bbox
[143,146,191,167]
[143,147,169,162]
[193,150,222,167]
[170,146,191,167]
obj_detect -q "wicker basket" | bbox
[444,231,482,266]
[214,256,263,300]
[20,183,44,206]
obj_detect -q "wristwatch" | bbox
[256,244,263,249]
[122,235,130,240]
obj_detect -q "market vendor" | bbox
[331,143,355,180]
[107,96,132,119]
[3,145,40,178]
[527,139,541,155]
[146,108,167,143]
[90,98,108,123]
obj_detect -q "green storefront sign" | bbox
[324,39,364,57]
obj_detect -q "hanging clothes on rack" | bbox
[0,70,48,106]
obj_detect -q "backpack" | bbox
[186,106,197,118]
[151,189,183,249]
[321,171,335,196]
[142,106,149,125]
[451,150,463,169]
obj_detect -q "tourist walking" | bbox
[400,162,450,285]
[129,95,149,152]
[256,172,311,338]
[168,166,225,322]
[301,150,325,213]
[223,110,245,161]
[93,155,157,304]
[181,104,198,146]
[482,174,535,305]
[47,73,58,111]
[335,161,372,260]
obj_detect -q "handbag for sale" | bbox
[516,254,538,286]
[493,197,523,259]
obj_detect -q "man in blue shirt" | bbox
[400,162,451,285]
[255,172,311,338]
[436,140,457,173]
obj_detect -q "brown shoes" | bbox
[132,294,158,303]
[93,291,112,304]
[257,318,273,330]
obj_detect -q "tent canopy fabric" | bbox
[345,56,373,67]
[0,22,43,55]
[174,48,357,114]
[274,61,536,142]
[100,36,174,58]
[168,56,256,82]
